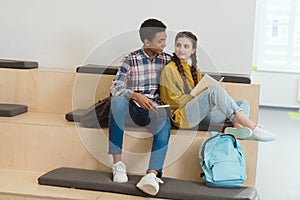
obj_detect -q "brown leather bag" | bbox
[80,96,111,128]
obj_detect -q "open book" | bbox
[190,74,224,97]
[149,104,171,118]
[131,99,171,118]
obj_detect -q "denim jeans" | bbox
[108,96,170,177]
[186,84,250,128]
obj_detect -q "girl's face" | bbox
[175,37,195,62]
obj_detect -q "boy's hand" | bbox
[131,93,157,111]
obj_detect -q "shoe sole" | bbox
[248,134,277,142]
[113,175,128,183]
[224,127,252,139]
[136,184,157,196]
[113,178,128,183]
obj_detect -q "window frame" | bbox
[254,0,300,74]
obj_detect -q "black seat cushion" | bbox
[76,64,118,75]
[66,108,233,132]
[76,64,251,84]
[38,167,257,200]
[65,109,86,122]
[172,120,233,132]
[204,72,251,84]
[0,59,38,69]
[0,103,28,117]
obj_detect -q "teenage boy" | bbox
[108,18,171,196]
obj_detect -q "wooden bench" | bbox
[72,65,259,186]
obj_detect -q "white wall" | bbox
[0,0,256,74]
[251,71,300,109]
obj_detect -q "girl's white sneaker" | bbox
[249,124,277,142]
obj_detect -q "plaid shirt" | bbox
[111,48,171,102]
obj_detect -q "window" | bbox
[254,0,300,73]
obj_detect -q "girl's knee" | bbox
[210,84,224,93]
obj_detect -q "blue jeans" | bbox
[186,84,250,128]
[108,96,170,177]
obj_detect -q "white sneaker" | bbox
[112,161,128,183]
[136,172,163,196]
[249,124,277,142]
[224,127,252,139]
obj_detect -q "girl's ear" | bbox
[192,48,196,55]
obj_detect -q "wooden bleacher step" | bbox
[0,168,163,200]
[0,68,261,199]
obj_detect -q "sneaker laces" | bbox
[154,176,164,184]
[113,162,126,175]
[256,124,264,129]
[254,124,276,137]
[253,124,266,134]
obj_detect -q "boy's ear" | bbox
[144,39,151,47]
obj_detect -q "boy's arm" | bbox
[110,59,134,100]
[110,58,156,111]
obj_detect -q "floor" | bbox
[255,106,300,200]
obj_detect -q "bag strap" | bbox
[222,134,238,148]
[199,133,220,162]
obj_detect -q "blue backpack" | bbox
[199,132,247,188]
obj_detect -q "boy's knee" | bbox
[111,96,128,110]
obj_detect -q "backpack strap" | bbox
[210,131,218,137]
[222,134,238,148]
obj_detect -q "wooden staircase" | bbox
[0,67,260,199]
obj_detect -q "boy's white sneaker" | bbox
[136,172,163,196]
[249,124,277,142]
[112,161,128,183]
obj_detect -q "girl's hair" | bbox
[172,31,198,87]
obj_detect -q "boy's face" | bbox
[144,32,167,54]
